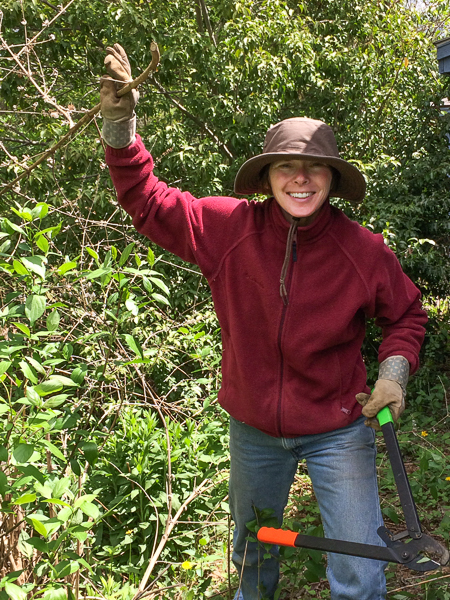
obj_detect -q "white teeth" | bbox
[290,192,312,199]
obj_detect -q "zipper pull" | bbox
[292,240,297,262]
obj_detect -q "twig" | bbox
[0,32,74,126]
[133,477,217,600]
[151,78,234,160]
[0,42,160,201]
[387,572,450,594]
[16,0,77,59]
[198,0,217,47]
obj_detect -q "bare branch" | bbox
[151,78,234,160]
[198,0,217,48]
[0,42,160,201]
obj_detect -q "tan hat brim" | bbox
[234,152,366,204]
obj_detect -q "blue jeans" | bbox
[229,416,387,600]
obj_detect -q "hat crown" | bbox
[263,117,340,159]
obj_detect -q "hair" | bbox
[258,162,341,197]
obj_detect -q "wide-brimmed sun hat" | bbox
[234,117,366,203]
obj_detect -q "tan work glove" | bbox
[356,379,405,430]
[100,43,139,122]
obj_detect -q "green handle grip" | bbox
[377,406,394,427]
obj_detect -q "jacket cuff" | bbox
[102,115,136,149]
[378,355,410,396]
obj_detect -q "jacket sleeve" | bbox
[367,239,427,375]
[105,135,245,277]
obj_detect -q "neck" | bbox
[281,207,321,227]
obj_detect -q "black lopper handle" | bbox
[377,407,422,539]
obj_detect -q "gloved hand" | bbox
[356,379,405,430]
[100,43,139,122]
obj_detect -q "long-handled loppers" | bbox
[257,406,450,572]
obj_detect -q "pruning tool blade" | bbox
[256,405,449,572]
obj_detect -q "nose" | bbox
[293,167,309,184]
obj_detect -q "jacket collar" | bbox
[270,197,333,245]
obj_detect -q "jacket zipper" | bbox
[276,235,298,436]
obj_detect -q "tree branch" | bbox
[0,42,160,201]
[198,0,217,48]
[151,78,234,160]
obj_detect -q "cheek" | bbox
[319,172,333,195]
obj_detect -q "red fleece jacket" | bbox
[106,135,427,437]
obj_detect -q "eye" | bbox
[273,162,295,170]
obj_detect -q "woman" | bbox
[100,44,427,600]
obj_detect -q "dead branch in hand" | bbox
[0,42,160,200]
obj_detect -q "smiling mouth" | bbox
[288,192,314,199]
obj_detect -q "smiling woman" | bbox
[101,52,428,598]
[268,159,333,225]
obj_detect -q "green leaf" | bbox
[21,256,46,279]
[4,582,27,600]
[82,267,113,280]
[13,260,29,276]
[56,505,73,523]
[13,493,37,505]
[42,587,68,600]
[70,459,81,476]
[102,250,112,268]
[4,219,25,235]
[147,247,155,266]
[73,494,96,509]
[49,375,78,387]
[34,481,53,499]
[17,464,45,485]
[150,277,170,295]
[11,207,32,222]
[23,536,48,552]
[65,550,93,573]
[0,471,8,496]
[77,500,100,520]
[152,292,170,306]
[125,298,139,316]
[0,360,11,376]
[26,387,41,406]
[85,247,99,261]
[43,394,70,408]
[29,517,48,537]
[58,261,77,275]
[12,322,31,338]
[70,366,86,385]
[123,334,144,358]
[35,234,49,254]
[54,560,79,577]
[46,310,60,332]
[119,242,135,266]
[0,445,8,461]
[26,357,46,375]
[13,444,35,464]
[25,295,46,325]
[34,380,64,396]
[18,530,34,559]
[51,477,71,499]
[47,498,71,508]
[41,439,65,461]
[82,442,98,466]
[32,202,49,220]
[19,360,38,384]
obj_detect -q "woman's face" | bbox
[269,159,333,225]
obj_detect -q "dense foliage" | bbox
[0,0,449,598]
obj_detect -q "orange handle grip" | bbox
[257,527,298,547]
